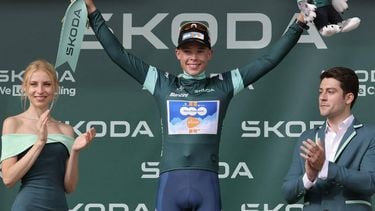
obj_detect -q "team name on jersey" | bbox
[194,88,215,94]
[169,92,189,98]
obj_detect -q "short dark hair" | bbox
[320,67,359,108]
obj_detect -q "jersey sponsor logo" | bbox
[194,88,215,94]
[169,92,189,98]
[167,100,219,134]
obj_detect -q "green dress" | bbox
[1,134,73,211]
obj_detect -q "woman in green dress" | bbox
[0,59,96,210]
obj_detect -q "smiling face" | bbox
[24,70,55,109]
[175,42,212,76]
[22,60,58,110]
[319,78,353,122]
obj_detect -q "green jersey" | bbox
[89,10,303,173]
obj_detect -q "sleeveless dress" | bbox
[1,134,74,211]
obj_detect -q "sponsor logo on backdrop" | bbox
[241,203,303,211]
[69,202,303,211]
[82,13,327,50]
[241,121,325,138]
[69,203,150,211]
[65,120,154,138]
[141,161,254,179]
[0,69,77,97]
[356,69,375,97]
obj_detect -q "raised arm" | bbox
[85,0,152,85]
[238,14,307,87]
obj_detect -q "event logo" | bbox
[241,121,324,138]
[356,69,375,97]
[141,161,254,179]
[0,69,77,97]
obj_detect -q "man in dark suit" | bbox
[282,66,375,211]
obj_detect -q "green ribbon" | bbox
[55,0,87,72]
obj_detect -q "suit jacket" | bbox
[282,118,375,211]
